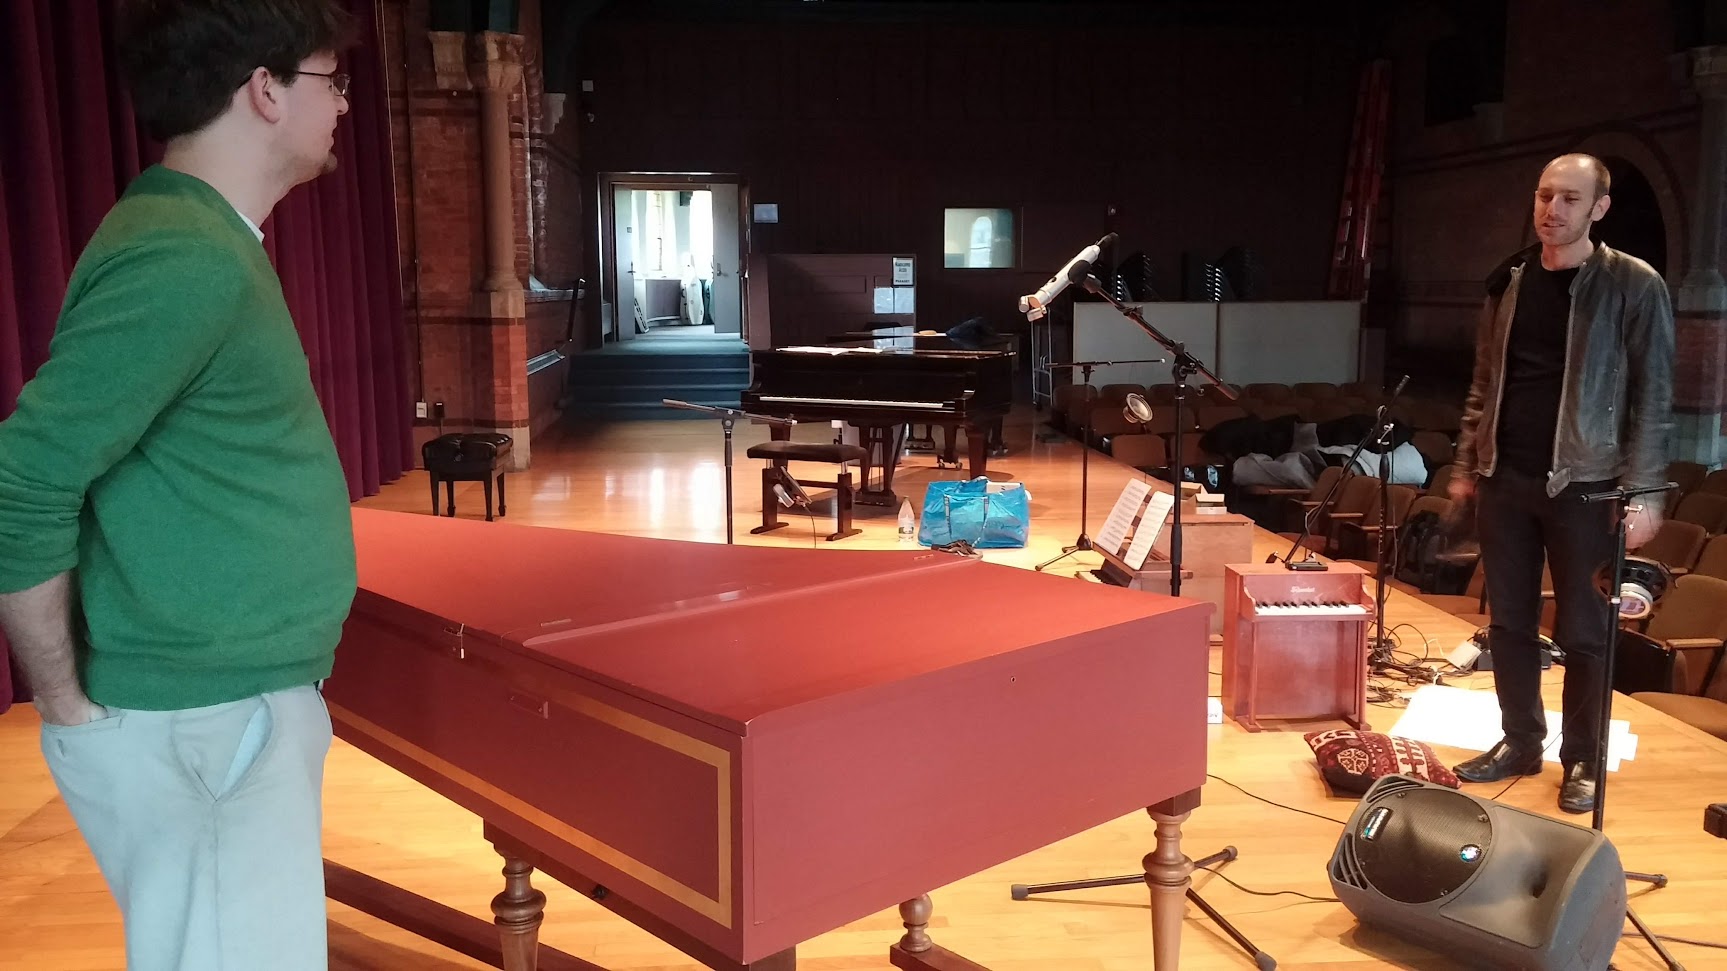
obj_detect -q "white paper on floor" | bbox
[1388,684,1638,771]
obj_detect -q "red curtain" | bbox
[1,0,412,710]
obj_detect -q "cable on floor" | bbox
[1195,864,1339,904]
[1205,773,1348,826]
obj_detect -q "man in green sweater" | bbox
[0,2,358,967]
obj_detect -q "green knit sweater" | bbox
[0,166,356,710]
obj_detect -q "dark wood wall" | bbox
[570,7,1368,346]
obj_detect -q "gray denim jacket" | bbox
[1453,242,1675,511]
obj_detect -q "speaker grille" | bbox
[1354,788,1492,903]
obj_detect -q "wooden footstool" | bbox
[745,440,869,541]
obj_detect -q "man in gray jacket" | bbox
[1449,153,1674,814]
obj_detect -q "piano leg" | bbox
[964,422,990,478]
[887,894,988,971]
[1143,792,1200,971]
[493,855,547,971]
[936,425,962,470]
[856,423,903,506]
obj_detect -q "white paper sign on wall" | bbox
[753,203,779,224]
[892,257,914,285]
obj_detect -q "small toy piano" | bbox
[1221,562,1374,732]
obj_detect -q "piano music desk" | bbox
[324,510,1211,971]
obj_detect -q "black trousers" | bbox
[1476,469,1616,766]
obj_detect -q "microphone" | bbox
[1019,233,1117,320]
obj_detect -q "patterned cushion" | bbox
[1303,729,1459,794]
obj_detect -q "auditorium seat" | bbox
[1636,520,1708,575]
[1693,535,1727,580]
[1673,491,1727,534]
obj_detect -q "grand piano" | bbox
[740,347,1014,505]
[322,510,1210,970]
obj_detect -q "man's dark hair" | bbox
[117,0,357,141]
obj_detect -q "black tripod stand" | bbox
[1011,846,1273,970]
[661,399,794,545]
[1037,358,1165,573]
[1580,482,1683,971]
[1013,279,1273,969]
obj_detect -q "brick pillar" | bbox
[1673,46,1727,469]
[464,31,531,467]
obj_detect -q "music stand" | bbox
[1037,358,1165,573]
[1580,482,1682,971]
[1014,281,1272,970]
[661,399,795,545]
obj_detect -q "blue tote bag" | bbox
[917,478,1031,548]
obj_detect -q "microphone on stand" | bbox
[1020,233,1117,321]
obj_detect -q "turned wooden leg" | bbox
[897,895,933,953]
[492,855,546,971]
[1143,806,1194,971]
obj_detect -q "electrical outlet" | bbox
[415,401,428,419]
[433,401,445,420]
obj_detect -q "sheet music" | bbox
[1096,480,1151,557]
[1390,685,1638,771]
[1124,491,1175,570]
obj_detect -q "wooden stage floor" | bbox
[3,407,1725,970]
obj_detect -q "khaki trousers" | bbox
[40,684,331,970]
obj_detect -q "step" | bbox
[570,350,750,370]
[564,397,746,422]
[565,382,749,405]
[566,367,749,389]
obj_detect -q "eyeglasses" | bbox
[294,70,350,98]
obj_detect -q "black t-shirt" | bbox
[1495,260,1578,476]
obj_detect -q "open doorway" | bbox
[599,174,747,346]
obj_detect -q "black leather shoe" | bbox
[1559,762,1599,814]
[1453,740,1545,783]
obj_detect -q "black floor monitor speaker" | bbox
[1329,775,1626,971]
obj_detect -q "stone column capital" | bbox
[468,32,526,92]
[427,31,471,91]
[1691,45,1727,99]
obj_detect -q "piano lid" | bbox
[348,509,1204,734]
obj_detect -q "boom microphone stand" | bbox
[661,399,795,545]
[1270,375,1408,572]
[1014,275,1274,970]
[1261,378,1429,680]
[1580,482,1683,971]
[1077,276,1237,597]
[1036,358,1165,573]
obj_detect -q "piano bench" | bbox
[421,433,512,522]
[745,441,869,542]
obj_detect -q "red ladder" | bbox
[1327,59,1392,301]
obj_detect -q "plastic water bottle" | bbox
[897,498,916,541]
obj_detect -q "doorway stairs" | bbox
[562,334,749,422]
